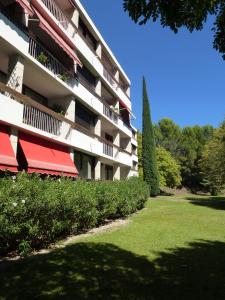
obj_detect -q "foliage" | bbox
[0,173,149,256]
[2,195,225,299]
[154,118,214,188]
[200,122,225,195]
[154,118,181,157]
[58,73,70,83]
[123,0,225,60]
[156,146,182,188]
[37,52,48,65]
[142,77,159,196]
[178,125,214,187]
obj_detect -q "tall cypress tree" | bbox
[142,77,160,196]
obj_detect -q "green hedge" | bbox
[0,173,149,256]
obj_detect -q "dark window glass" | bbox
[23,86,48,106]
[77,65,96,89]
[105,133,113,143]
[74,150,95,179]
[105,165,113,180]
[78,18,97,51]
[75,101,96,130]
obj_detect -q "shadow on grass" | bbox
[1,240,225,299]
[186,196,225,210]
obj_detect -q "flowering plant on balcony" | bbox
[37,52,48,65]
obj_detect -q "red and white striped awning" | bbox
[19,132,78,177]
[0,124,18,172]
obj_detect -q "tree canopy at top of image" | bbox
[123,0,225,59]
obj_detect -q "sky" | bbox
[81,0,225,130]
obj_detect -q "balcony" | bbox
[103,142,113,157]
[103,103,118,125]
[103,67,118,91]
[0,82,133,167]
[29,37,75,87]
[40,0,69,30]
[77,71,96,94]
[23,104,62,136]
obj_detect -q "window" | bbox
[74,150,95,180]
[75,101,96,130]
[105,164,113,180]
[77,65,97,90]
[78,18,97,51]
[105,133,113,143]
[133,161,138,171]
[23,86,48,106]
[132,145,137,155]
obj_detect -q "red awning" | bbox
[19,132,78,177]
[119,100,128,110]
[0,124,18,172]
[16,0,34,16]
[32,5,82,67]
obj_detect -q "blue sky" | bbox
[82,0,225,130]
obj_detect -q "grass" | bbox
[1,194,225,299]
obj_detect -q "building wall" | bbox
[0,1,138,180]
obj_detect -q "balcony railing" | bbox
[23,104,62,136]
[103,142,113,157]
[77,72,96,93]
[29,37,74,86]
[40,0,69,30]
[103,68,118,90]
[0,83,133,163]
[103,103,118,124]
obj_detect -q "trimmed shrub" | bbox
[0,173,149,256]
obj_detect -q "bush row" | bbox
[0,173,149,256]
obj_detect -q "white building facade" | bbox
[0,0,138,180]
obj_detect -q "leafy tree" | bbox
[178,125,214,188]
[154,119,214,188]
[123,0,225,60]
[200,122,225,195]
[156,146,182,188]
[142,77,160,196]
[154,118,181,157]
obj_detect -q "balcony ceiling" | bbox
[0,37,18,73]
[23,59,71,100]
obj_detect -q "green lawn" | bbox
[1,194,225,299]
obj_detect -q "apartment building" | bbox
[0,0,138,180]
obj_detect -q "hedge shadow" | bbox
[1,240,225,299]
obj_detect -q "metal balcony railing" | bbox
[40,0,69,30]
[103,103,118,124]
[103,142,113,157]
[23,104,62,136]
[77,72,96,93]
[29,37,74,85]
[103,68,118,90]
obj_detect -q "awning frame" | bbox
[31,1,82,67]
[16,0,34,16]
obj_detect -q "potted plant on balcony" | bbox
[37,52,48,65]
[57,72,71,83]
[52,104,66,116]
